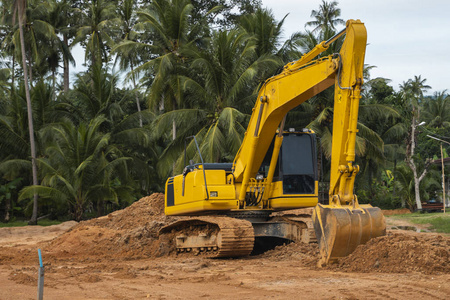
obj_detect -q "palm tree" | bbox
[0,55,10,95]
[110,108,161,194]
[394,162,441,211]
[422,91,450,128]
[0,88,31,165]
[0,4,17,90]
[394,163,416,210]
[153,29,280,176]
[407,75,432,104]
[67,63,125,123]
[135,0,206,112]
[238,7,310,77]
[401,75,432,210]
[75,0,118,68]
[11,0,39,224]
[19,116,134,221]
[63,63,159,195]
[44,0,76,93]
[131,0,221,177]
[305,0,345,33]
[189,0,262,29]
[239,8,285,58]
[0,80,72,190]
[112,0,144,127]
[10,1,60,85]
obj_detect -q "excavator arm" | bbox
[232,19,364,203]
[232,55,337,199]
[232,19,385,265]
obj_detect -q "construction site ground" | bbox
[0,194,449,300]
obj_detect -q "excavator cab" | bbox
[257,130,318,208]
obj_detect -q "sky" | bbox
[260,0,450,94]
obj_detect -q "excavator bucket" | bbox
[312,203,386,266]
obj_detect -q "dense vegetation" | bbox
[1,0,449,223]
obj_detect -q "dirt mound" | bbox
[86,193,166,230]
[261,231,450,275]
[44,193,175,261]
[331,232,450,274]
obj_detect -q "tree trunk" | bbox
[5,197,10,222]
[97,200,104,217]
[406,111,429,211]
[63,34,69,92]
[11,55,15,89]
[393,159,403,207]
[75,203,83,222]
[411,164,422,210]
[18,10,39,225]
[28,57,32,86]
[131,62,143,127]
[52,69,56,99]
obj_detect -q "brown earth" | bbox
[0,193,449,300]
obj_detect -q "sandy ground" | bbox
[0,221,77,248]
[0,196,448,300]
[1,254,449,300]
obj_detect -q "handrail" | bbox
[186,136,209,200]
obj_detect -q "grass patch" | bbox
[0,219,62,228]
[388,212,450,233]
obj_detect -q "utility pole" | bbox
[440,143,446,213]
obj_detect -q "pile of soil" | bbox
[44,193,175,261]
[331,232,450,274]
[261,231,450,275]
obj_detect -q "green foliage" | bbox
[306,0,345,33]
[357,170,401,209]
[1,0,449,221]
[19,116,135,221]
[0,218,62,228]
[0,177,23,222]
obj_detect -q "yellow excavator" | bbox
[161,20,385,265]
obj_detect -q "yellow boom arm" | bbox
[233,20,364,204]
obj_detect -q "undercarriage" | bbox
[159,209,316,257]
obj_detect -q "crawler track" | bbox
[160,216,255,258]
